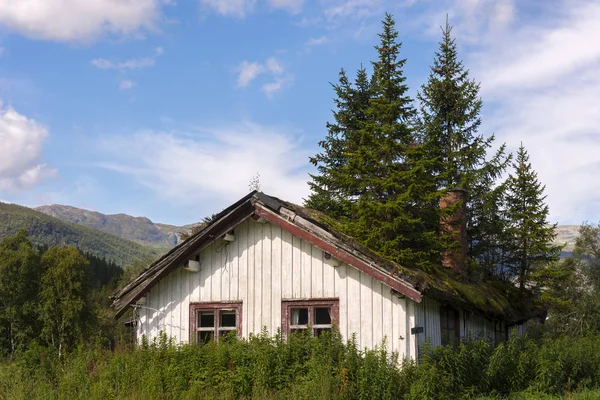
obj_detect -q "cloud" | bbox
[0,103,56,191]
[200,0,257,18]
[236,61,265,87]
[154,46,164,56]
[91,57,155,71]
[235,57,291,96]
[266,0,304,14]
[96,122,313,205]
[199,0,303,18]
[461,0,600,224]
[0,0,165,43]
[119,80,136,90]
[305,36,328,47]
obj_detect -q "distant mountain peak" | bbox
[35,204,193,249]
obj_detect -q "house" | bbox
[112,191,537,360]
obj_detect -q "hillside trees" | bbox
[504,144,562,288]
[0,229,41,357]
[39,246,91,357]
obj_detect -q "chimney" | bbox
[440,189,467,272]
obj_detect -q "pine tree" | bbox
[504,144,562,288]
[306,66,371,218]
[340,14,440,269]
[417,19,510,272]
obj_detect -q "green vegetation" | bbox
[0,202,159,266]
[2,331,600,399]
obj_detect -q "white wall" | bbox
[136,218,418,359]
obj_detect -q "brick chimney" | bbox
[440,189,467,272]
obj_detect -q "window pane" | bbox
[291,308,309,325]
[220,310,236,327]
[199,311,214,328]
[198,330,214,344]
[315,307,332,325]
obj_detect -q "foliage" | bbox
[307,13,442,271]
[0,229,42,357]
[1,331,600,399]
[39,246,92,357]
[539,222,600,336]
[504,144,562,288]
[0,201,159,266]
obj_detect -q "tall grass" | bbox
[1,330,600,399]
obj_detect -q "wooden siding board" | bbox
[336,264,348,339]
[281,230,293,299]
[372,281,384,349]
[347,265,362,346]
[360,273,373,349]
[254,221,263,333]
[271,226,282,334]
[301,239,312,298]
[262,223,273,334]
[312,247,324,297]
[382,289,394,354]
[292,235,302,298]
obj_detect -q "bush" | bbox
[1,331,600,399]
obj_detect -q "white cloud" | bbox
[91,57,155,71]
[154,46,164,56]
[200,0,257,18]
[200,0,303,18]
[236,61,265,87]
[0,103,56,191]
[305,36,328,47]
[236,57,291,96]
[267,0,304,14]
[96,122,313,204]
[461,0,600,224]
[120,80,136,90]
[0,0,165,43]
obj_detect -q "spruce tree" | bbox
[417,20,510,272]
[344,14,440,269]
[306,66,371,218]
[504,144,561,288]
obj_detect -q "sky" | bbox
[0,0,598,226]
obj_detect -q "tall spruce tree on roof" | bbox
[417,20,510,273]
[504,144,562,289]
[307,13,441,270]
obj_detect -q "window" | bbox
[282,299,339,337]
[440,305,460,346]
[189,302,242,343]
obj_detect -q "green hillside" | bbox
[0,202,160,266]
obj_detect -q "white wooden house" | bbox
[113,191,534,360]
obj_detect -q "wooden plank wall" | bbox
[137,219,417,359]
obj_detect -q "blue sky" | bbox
[0,0,598,226]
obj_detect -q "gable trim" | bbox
[254,204,422,303]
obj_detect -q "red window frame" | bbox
[189,302,242,343]
[281,299,339,337]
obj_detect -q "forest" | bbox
[0,13,599,399]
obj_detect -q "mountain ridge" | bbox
[35,204,195,250]
[0,202,159,266]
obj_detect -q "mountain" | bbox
[35,204,195,250]
[0,202,159,266]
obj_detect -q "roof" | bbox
[112,191,421,318]
[112,192,541,323]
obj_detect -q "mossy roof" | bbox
[274,196,542,323]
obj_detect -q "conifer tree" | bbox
[504,144,561,288]
[417,20,510,271]
[348,14,441,269]
[306,66,371,218]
